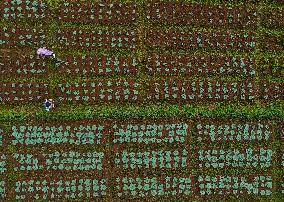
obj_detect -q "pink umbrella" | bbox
[37,47,55,58]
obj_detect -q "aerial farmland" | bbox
[0,0,283,201]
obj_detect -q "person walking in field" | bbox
[37,47,55,58]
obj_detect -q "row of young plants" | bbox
[0,51,48,77]
[0,154,6,173]
[260,33,284,52]
[58,2,137,24]
[56,55,139,76]
[197,175,272,196]
[146,29,256,51]
[145,80,256,102]
[113,121,189,145]
[114,149,188,170]
[197,148,273,169]
[260,82,284,101]
[145,2,257,29]
[56,28,138,50]
[14,178,107,200]
[12,151,105,172]
[0,26,46,47]
[267,57,284,77]
[0,0,48,21]
[146,54,256,77]
[196,122,272,142]
[56,81,141,103]
[0,82,50,103]
[0,181,5,199]
[115,176,193,198]
[11,123,107,146]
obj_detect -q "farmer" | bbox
[37,47,55,58]
[44,99,54,111]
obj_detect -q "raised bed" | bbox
[145,80,256,102]
[197,175,272,196]
[146,29,256,51]
[195,121,273,143]
[12,151,106,172]
[58,1,137,24]
[11,121,108,146]
[1,0,48,21]
[260,81,284,101]
[145,2,257,28]
[0,51,48,77]
[146,54,256,77]
[196,148,273,169]
[114,149,189,170]
[0,26,46,47]
[112,119,191,147]
[114,175,195,198]
[56,28,138,50]
[56,55,138,76]
[56,80,141,103]
[14,177,107,200]
[260,33,284,52]
[0,82,50,103]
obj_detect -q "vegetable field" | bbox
[0,0,283,201]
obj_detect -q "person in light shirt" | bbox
[37,47,55,58]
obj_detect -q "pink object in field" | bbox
[37,47,55,57]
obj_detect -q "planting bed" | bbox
[0,154,6,173]
[14,177,107,200]
[268,57,284,77]
[145,80,256,102]
[146,54,256,77]
[58,2,137,24]
[11,122,108,146]
[260,81,284,101]
[0,51,48,77]
[114,176,194,198]
[0,0,48,21]
[261,8,284,29]
[195,121,272,143]
[145,2,257,28]
[12,151,106,172]
[197,175,272,196]
[56,28,138,50]
[114,149,188,170]
[260,34,284,52]
[146,29,256,51]
[56,55,139,76]
[56,80,141,103]
[112,120,190,146]
[196,148,273,169]
[0,82,50,103]
[0,26,46,47]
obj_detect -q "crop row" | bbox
[56,55,138,76]
[0,83,50,103]
[146,80,256,102]
[197,175,272,196]
[146,2,257,28]
[15,178,107,200]
[12,151,105,172]
[0,128,3,146]
[260,82,284,101]
[0,52,48,76]
[4,120,276,147]
[56,28,138,50]
[0,181,5,199]
[114,149,188,170]
[0,154,6,173]
[267,57,284,77]
[260,33,284,52]
[56,81,141,103]
[58,2,137,24]
[197,148,273,169]
[147,54,256,77]
[146,30,256,51]
[11,124,107,146]
[113,122,189,145]
[0,26,46,47]
[196,122,272,142]
[0,0,48,21]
